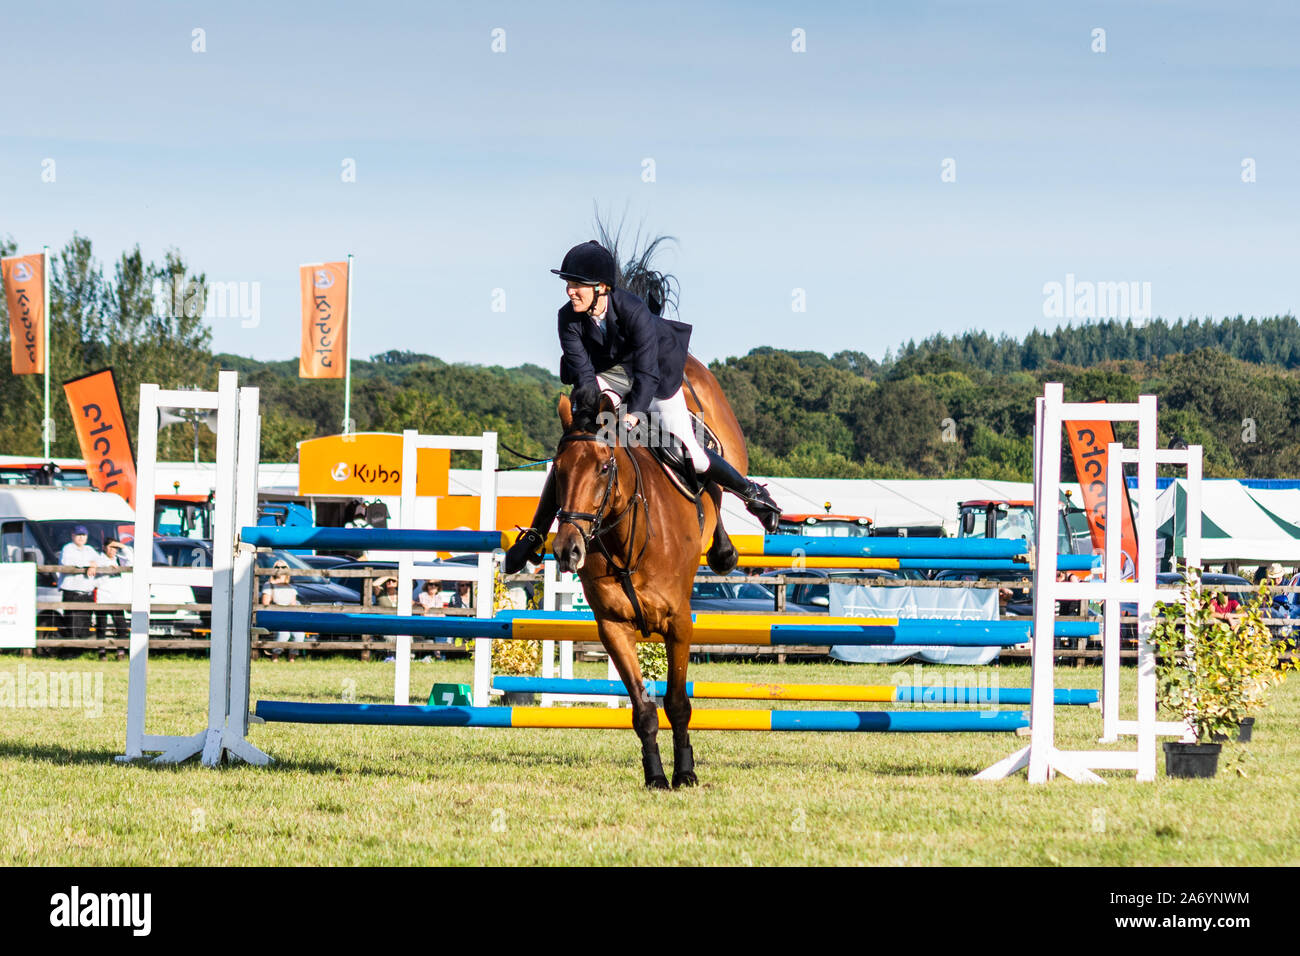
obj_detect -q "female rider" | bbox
[504,240,781,572]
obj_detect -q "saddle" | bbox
[648,413,722,502]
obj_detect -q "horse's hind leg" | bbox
[664,618,697,789]
[599,619,668,789]
[705,485,738,575]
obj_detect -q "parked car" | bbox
[758,567,908,611]
[1120,572,1255,646]
[155,538,357,605]
[931,569,1034,617]
[691,570,803,614]
[0,487,200,638]
[326,559,499,607]
[298,554,355,572]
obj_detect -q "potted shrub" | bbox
[638,641,668,682]
[1149,565,1296,778]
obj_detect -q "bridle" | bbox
[554,431,653,637]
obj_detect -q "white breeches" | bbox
[595,375,710,472]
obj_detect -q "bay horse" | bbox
[550,384,724,789]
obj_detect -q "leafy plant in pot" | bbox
[1149,565,1296,778]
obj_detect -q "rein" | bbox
[554,432,653,638]
[496,441,554,473]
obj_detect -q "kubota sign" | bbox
[298,434,449,496]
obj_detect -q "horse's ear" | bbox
[558,393,573,430]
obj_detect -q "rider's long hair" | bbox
[593,210,680,318]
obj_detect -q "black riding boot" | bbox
[701,449,782,534]
[503,469,559,573]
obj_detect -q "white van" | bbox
[0,486,200,638]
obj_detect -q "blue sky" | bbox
[2,1,1296,371]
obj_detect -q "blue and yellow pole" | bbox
[255,609,1098,645]
[254,700,1029,733]
[490,676,1099,706]
[239,526,1098,572]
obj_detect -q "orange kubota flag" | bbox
[1065,416,1138,576]
[299,261,349,378]
[63,369,138,507]
[1,253,46,375]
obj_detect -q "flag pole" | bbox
[42,244,50,458]
[343,253,353,434]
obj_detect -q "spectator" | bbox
[260,561,304,661]
[375,576,401,609]
[448,581,474,610]
[93,538,131,643]
[1277,573,1300,639]
[1054,569,1081,617]
[1210,590,1240,620]
[417,580,444,611]
[59,525,99,639]
[1262,565,1293,633]
[343,501,370,560]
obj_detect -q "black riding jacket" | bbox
[557,289,692,415]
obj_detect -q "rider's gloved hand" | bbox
[503,528,545,574]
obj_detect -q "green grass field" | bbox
[3,653,1298,866]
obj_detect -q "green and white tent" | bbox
[1156,479,1300,564]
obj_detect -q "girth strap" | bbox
[617,567,650,640]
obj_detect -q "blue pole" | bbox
[238,525,1102,569]
[241,525,503,553]
[760,536,1028,559]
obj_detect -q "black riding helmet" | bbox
[552,240,617,289]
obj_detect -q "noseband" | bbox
[553,431,652,636]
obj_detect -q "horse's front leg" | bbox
[598,618,668,789]
[664,616,697,789]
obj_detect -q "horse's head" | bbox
[551,385,622,573]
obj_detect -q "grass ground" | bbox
[2,653,1297,866]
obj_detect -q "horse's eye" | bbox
[600,461,611,473]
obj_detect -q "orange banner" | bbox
[1,253,46,374]
[63,369,138,507]
[436,495,539,533]
[299,261,348,378]
[1065,417,1138,575]
[298,434,449,496]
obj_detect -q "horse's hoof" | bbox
[671,770,698,789]
[645,775,671,790]
[707,547,738,575]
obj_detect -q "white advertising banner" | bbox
[829,582,1001,665]
[0,563,37,649]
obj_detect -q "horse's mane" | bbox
[566,384,603,435]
